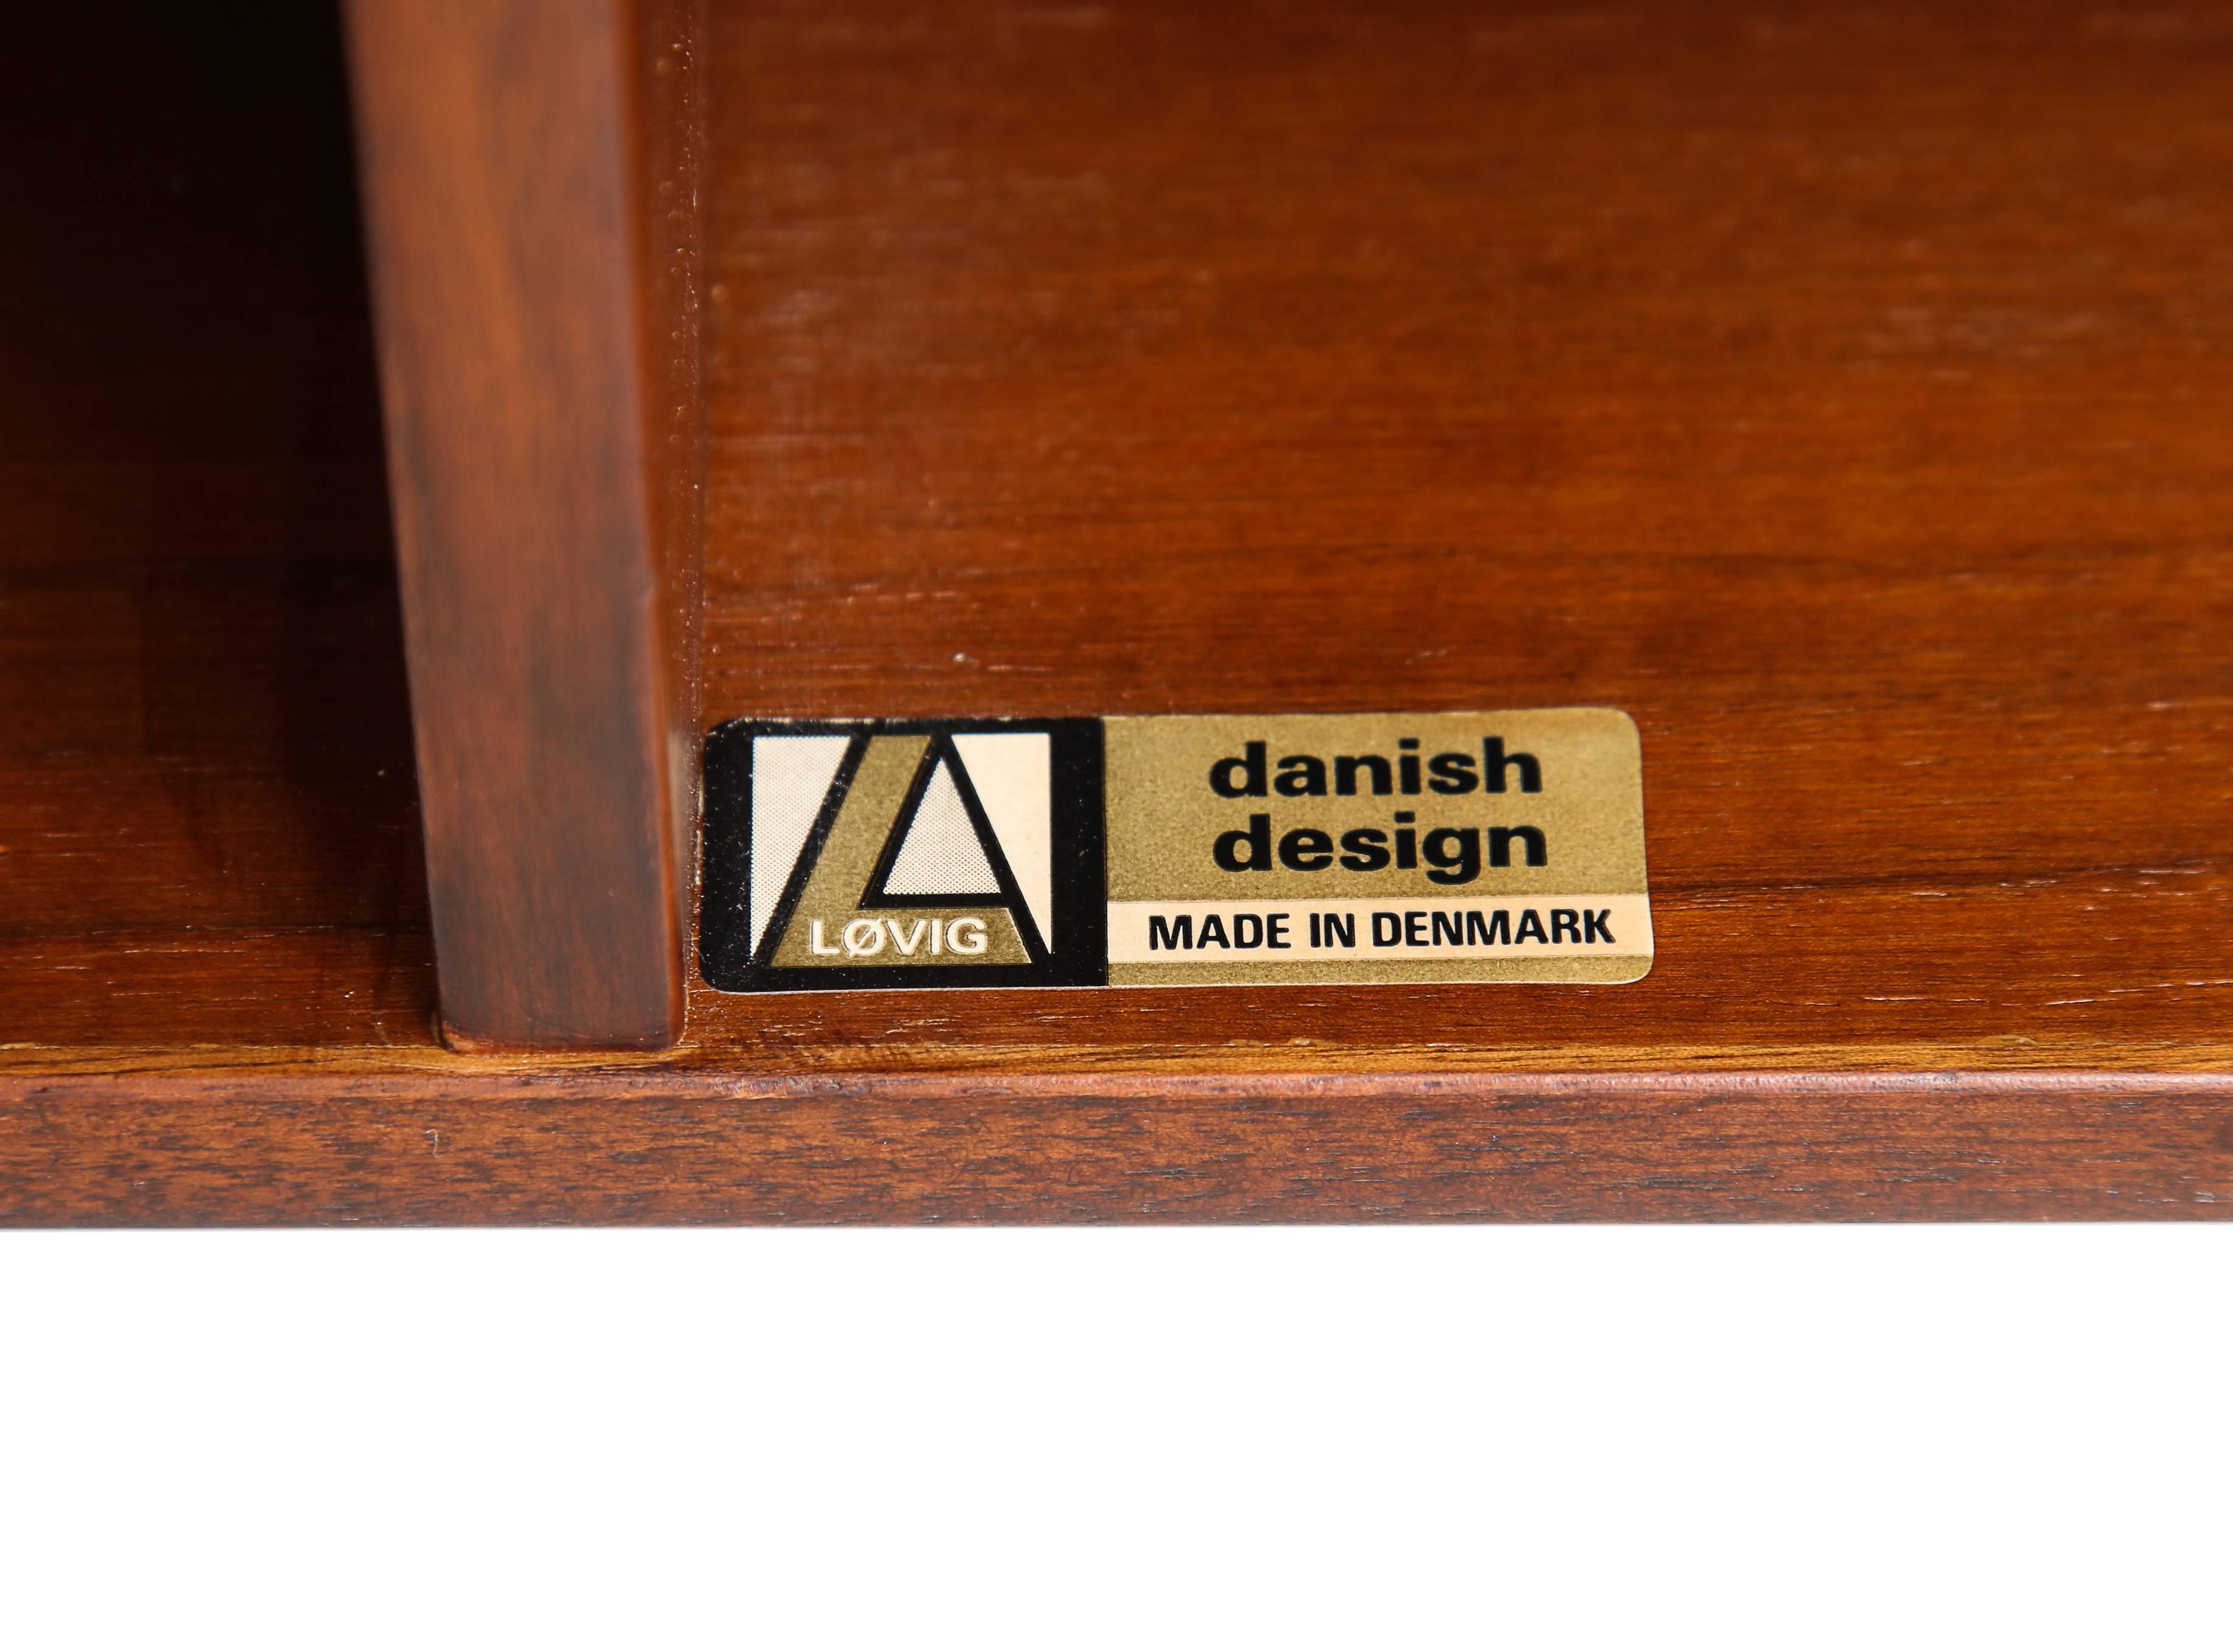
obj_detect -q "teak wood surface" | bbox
[344,0,708,1050]
[5,0,2233,1220]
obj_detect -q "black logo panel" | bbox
[698,718,1106,992]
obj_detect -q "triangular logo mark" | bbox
[952,733,1053,949]
[699,716,1103,992]
[883,757,1003,897]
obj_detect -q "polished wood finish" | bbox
[5,0,2233,1220]
[690,0,2233,1079]
[2,1071,2229,1224]
[345,0,706,1050]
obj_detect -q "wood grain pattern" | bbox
[345,0,706,1050]
[687,0,2233,1077]
[1,1071,2229,1224]
[7,0,2233,1219]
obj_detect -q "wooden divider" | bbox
[344,0,706,1049]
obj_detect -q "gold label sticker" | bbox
[1104,710,1650,985]
[699,709,1650,992]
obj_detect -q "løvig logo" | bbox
[698,718,1106,992]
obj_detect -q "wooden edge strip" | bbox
[3,1069,2229,1224]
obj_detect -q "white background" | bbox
[1,1226,2224,1648]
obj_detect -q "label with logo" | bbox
[698,710,1650,992]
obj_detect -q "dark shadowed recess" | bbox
[0,1,433,1048]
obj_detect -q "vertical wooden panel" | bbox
[344,0,706,1049]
